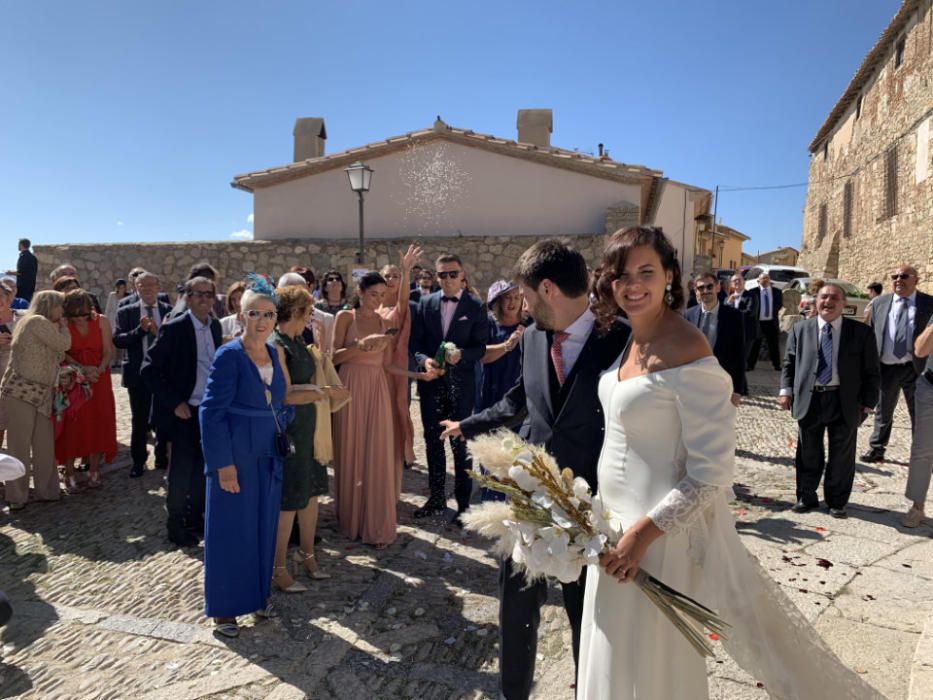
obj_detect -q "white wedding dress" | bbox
[577,355,883,699]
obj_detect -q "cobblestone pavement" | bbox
[1,368,932,699]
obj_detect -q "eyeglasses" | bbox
[891,273,913,281]
[437,271,460,280]
[325,277,341,283]
[244,310,277,321]
[695,283,716,291]
[188,291,215,299]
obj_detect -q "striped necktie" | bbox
[817,323,833,385]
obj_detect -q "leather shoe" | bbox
[450,513,465,529]
[829,507,848,519]
[791,499,817,513]
[413,499,446,519]
[129,465,145,478]
[860,449,884,463]
[168,528,198,547]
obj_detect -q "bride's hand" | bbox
[599,517,660,583]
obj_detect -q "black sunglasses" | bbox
[325,277,342,283]
[695,283,716,291]
[437,271,460,280]
[891,273,913,281]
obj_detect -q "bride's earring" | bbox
[664,283,674,306]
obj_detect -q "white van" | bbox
[743,264,810,291]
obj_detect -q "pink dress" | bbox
[377,302,416,485]
[333,312,399,545]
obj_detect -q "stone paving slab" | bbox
[1,367,932,698]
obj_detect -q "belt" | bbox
[813,385,839,393]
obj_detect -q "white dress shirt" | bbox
[815,315,842,387]
[188,311,216,406]
[440,291,462,337]
[559,307,596,375]
[881,292,916,365]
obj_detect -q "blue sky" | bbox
[1,0,902,272]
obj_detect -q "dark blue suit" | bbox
[113,299,173,470]
[683,303,748,396]
[141,311,222,540]
[410,291,487,511]
[200,339,288,617]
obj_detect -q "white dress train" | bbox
[576,356,883,699]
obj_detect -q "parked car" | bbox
[786,277,870,319]
[743,264,810,291]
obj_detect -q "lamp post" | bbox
[345,161,374,264]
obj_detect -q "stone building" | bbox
[35,110,713,301]
[755,246,800,266]
[693,223,750,271]
[799,0,933,291]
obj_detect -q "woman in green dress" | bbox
[271,284,348,590]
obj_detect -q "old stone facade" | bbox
[800,0,933,292]
[33,234,609,305]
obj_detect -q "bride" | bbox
[576,227,881,699]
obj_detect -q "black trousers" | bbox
[419,379,473,511]
[498,557,586,700]
[127,385,167,469]
[165,412,206,533]
[795,391,858,509]
[748,320,780,370]
[869,362,918,451]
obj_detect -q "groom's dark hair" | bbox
[513,239,589,298]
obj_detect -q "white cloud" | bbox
[116,220,124,226]
[247,213,254,225]
[230,229,252,240]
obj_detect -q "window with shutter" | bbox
[884,146,898,218]
[843,181,853,238]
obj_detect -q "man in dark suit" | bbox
[746,272,782,371]
[726,273,759,352]
[16,238,38,302]
[113,272,173,478]
[409,254,487,522]
[861,264,933,463]
[684,271,747,404]
[141,276,222,546]
[780,283,881,518]
[439,240,630,700]
[118,267,170,309]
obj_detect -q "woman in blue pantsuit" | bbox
[200,280,290,638]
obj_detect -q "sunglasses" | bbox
[188,291,215,299]
[695,283,716,291]
[244,310,277,321]
[437,271,460,280]
[325,277,342,283]
[891,273,913,281]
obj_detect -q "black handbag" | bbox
[266,383,294,458]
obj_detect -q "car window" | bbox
[747,268,761,280]
[769,269,810,283]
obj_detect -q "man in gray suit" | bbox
[861,264,933,463]
[780,284,881,518]
[902,316,933,527]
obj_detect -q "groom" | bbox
[441,240,630,700]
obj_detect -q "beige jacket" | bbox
[308,344,350,463]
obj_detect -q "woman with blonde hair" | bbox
[0,290,71,510]
[0,281,25,448]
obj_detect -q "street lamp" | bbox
[345,161,374,264]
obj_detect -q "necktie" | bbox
[144,306,155,349]
[817,323,833,385]
[762,290,770,319]
[893,297,909,359]
[699,311,712,340]
[441,296,458,303]
[551,331,570,385]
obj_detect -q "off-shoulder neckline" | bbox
[611,355,719,386]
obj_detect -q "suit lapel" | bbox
[553,329,599,422]
[806,318,820,376]
[444,295,467,341]
[531,329,556,422]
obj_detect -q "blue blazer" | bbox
[199,339,289,474]
[410,291,487,379]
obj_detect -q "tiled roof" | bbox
[231,118,662,192]
[809,0,920,152]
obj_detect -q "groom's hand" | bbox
[439,420,463,441]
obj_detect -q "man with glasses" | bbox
[862,265,933,463]
[410,254,486,523]
[142,276,223,546]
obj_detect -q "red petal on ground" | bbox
[815,527,825,532]
[708,633,720,641]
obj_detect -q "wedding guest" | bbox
[49,264,77,283]
[0,283,25,449]
[727,273,758,352]
[410,255,487,523]
[279,272,335,355]
[903,315,933,527]
[806,278,825,319]
[271,285,347,590]
[1,277,28,310]
[862,265,933,463]
[117,267,146,308]
[780,284,880,517]
[56,290,117,491]
[863,282,883,323]
[442,240,629,699]
[377,246,422,476]
[746,272,782,371]
[53,276,80,295]
[49,265,101,312]
[200,280,288,637]
[477,281,524,414]
[316,270,348,315]
[104,278,128,326]
[219,281,246,342]
[409,269,436,303]
[575,227,880,699]
[288,266,317,297]
[683,271,747,405]
[333,272,435,547]
[113,272,173,477]
[0,291,71,510]
[142,276,222,546]
[16,238,38,303]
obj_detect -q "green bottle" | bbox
[433,341,450,376]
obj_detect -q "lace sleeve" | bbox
[646,475,723,534]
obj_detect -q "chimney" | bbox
[293,117,327,161]
[516,109,552,147]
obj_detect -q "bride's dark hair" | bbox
[591,226,685,329]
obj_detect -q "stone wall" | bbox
[799,0,933,293]
[33,234,609,303]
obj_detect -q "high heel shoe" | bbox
[271,565,308,593]
[293,548,331,580]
